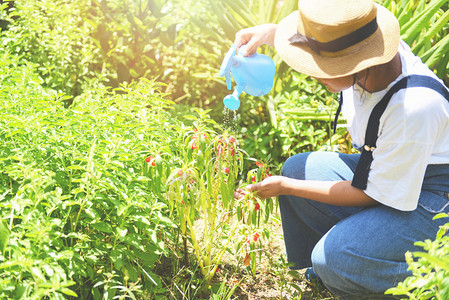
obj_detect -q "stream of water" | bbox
[223,107,238,133]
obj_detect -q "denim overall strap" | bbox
[352,75,449,190]
[332,92,343,134]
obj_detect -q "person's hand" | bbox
[245,175,286,199]
[234,188,249,200]
[234,24,277,56]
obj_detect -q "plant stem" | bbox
[185,208,206,276]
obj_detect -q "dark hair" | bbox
[353,68,370,98]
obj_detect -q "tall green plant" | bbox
[166,115,275,291]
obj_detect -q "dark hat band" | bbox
[288,17,378,54]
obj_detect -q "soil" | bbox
[155,211,336,300]
[211,216,336,300]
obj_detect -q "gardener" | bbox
[235,0,449,298]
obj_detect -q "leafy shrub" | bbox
[0,48,254,299]
[0,0,105,98]
[0,51,181,298]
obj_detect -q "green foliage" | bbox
[0,0,105,98]
[236,73,345,166]
[0,52,181,298]
[386,214,449,300]
[86,0,223,104]
[1,0,448,298]
[0,49,275,299]
[0,0,225,107]
[0,50,224,298]
[383,0,449,83]
[192,0,297,43]
[166,121,276,290]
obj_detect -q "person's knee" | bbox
[311,232,364,296]
[282,152,356,182]
[281,152,310,179]
[311,229,391,296]
[311,233,342,283]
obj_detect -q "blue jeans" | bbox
[279,152,449,298]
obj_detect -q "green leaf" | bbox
[401,0,448,44]
[421,34,449,68]
[91,222,113,233]
[224,0,257,26]
[59,287,78,297]
[413,251,449,270]
[433,213,449,220]
[411,9,449,53]
[0,220,10,255]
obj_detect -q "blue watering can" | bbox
[219,44,275,110]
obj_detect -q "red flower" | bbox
[230,147,235,156]
[216,144,224,156]
[254,202,260,211]
[252,175,256,183]
[177,170,184,177]
[253,233,260,242]
[228,137,235,143]
[224,167,230,174]
[145,156,156,166]
[245,233,260,244]
[256,161,263,168]
[190,129,202,150]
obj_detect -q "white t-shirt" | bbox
[341,40,449,211]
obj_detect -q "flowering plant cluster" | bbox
[162,119,245,288]
[152,112,275,290]
[233,156,275,273]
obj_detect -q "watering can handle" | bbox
[219,44,237,90]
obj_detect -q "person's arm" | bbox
[246,175,379,207]
[234,24,278,56]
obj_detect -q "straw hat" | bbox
[274,0,400,79]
